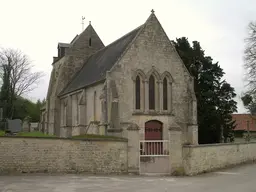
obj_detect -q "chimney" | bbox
[52,43,71,65]
[57,43,70,58]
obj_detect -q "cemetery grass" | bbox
[72,134,125,139]
[0,131,124,139]
[0,131,5,136]
[17,132,123,139]
[16,131,55,137]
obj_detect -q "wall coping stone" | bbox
[168,127,181,131]
[183,142,256,148]
[187,124,198,126]
[127,126,140,131]
[132,111,174,116]
[107,128,123,133]
[0,136,128,142]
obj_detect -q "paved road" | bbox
[1,164,256,192]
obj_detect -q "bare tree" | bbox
[244,21,256,92]
[0,48,44,118]
[0,48,44,96]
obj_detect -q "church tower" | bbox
[45,22,104,136]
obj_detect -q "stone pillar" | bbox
[78,94,87,135]
[187,77,198,145]
[187,125,198,145]
[54,98,61,137]
[169,126,183,175]
[127,124,140,174]
[66,96,72,138]
[188,97,198,145]
[99,98,107,135]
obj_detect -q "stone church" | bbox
[41,10,198,145]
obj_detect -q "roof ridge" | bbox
[106,23,147,74]
[88,24,144,56]
[70,34,79,44]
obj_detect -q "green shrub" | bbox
[0,130,5,136]
[72,134,123,139]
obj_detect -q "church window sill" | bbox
[132,111,174,116]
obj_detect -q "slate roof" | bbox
[60,25,143,96]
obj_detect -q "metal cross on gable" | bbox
[81,16,85,31]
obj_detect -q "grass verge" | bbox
[0,131,5,136]
[16,131,56,137]
[1,131,124,140]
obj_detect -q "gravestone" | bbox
[7,119,22,133]
[22,120,30,132]
[30,122,39,131]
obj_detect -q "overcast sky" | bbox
[0,0,254,113]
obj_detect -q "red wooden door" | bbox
[144,120,163,155]
[145,120,163,140]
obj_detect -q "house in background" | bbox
[232,114,256,137]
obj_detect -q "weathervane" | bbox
[81,16,85,31]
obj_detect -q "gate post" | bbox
[127,124,140,174]
[169,126,183,175]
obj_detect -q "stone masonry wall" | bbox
[0,137,127,174]
[107,13,196,144]
[183,142,256,175]
[46,24,104,136]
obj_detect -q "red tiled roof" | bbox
[232,114,256,131]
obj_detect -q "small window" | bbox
[163,78,168,110]
[89,38,92,47]
[135,76,141,109]
[149,75,155,110]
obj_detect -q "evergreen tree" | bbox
[0,64,12,119]
[172,37,237,143]
[12,97,43,122]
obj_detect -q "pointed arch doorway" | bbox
[144,120,163,155]
[139,120,170,174]
[145,120,163,140]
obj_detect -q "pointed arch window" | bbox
[93,91,96,120]
[77,98,80,125]
[135,76,141,110]
[89,38,92,47]
[149,75,155,110]
[163,77,168,110]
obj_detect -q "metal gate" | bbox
[139,140,170,174]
